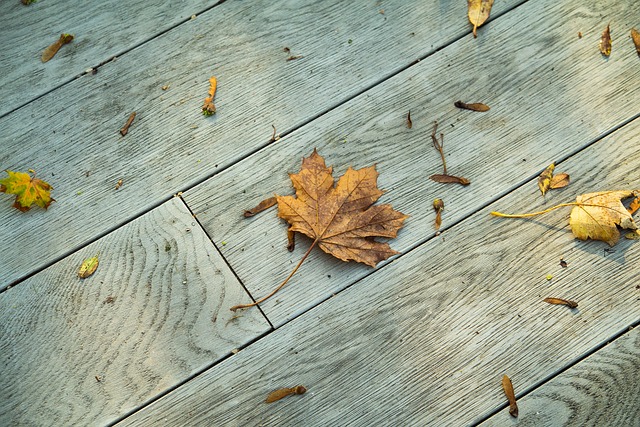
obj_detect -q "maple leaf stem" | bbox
[230,238,319,312]
[490,203,579,218]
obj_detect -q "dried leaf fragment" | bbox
[265,385,307,403]
[41,33,74,63]
[244,196,277,217]
[433,198,444,230]
[231,150,408,311]
[570,190,638,246]
[467,0,494,38]
[454,100,490,112]
[0,169,54,211]
[120,112,136,136]
[287,229,296,252]
[625,230,640,240]
[502,375,518,418]
[544,297,578,309]
[628,196,640,215]
[202,76,217,116]
[550,173,570,189]
[406,111,412,129]
[542,298,578,308]
[631,28,640,55]
[115,179,123,190]
[430,174,470,186]
[600,24,611,56]
[538,163,555,195]
[283,47,303,61]
[78,254,100,278]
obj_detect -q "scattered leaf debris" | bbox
[492,190,639,247]
[283,47,303,61]
[0,169,54,211]
[544,297,578,309]
[429,121,470,186]
[502,375,518,417]
[22,0,37,5]
[454,100,490,112]
[550,173,570,189]
[120,112,136,136]
[600,23,612,57]
[430,174,470,186]
[78,254,100,278]
[538,163,570,195]
[578,31,583,39]
[231,149,408,311]
[161,84,170,90]
[406,111,412,129]
[115,179,123,190]
[627,195,640,215]
[467,0,494,38]
[265,385,307,403]
[103,296,116,304]
[538,163,555,196]
[270,125,280,142]
[202,76,217,116]
[631,28,640,55]
[625,230,640,240]
[546,274,553,281]
[41,33,74,63]
[559,259,567,268]
[244,196,278,217]
[433,198,444,230]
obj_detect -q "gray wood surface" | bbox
[0,0,221,118]
[116,117,640,426]
[184,0,640,326]
[0,198,270,426]
[480,328,640,427]
[0,0,520,289]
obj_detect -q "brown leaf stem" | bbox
[431,121,447,175]
[230,237,319,311]
[491,202,624,218]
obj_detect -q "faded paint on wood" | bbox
[184,0,640,325]
[0,0,221,117]
[0,0,520,289]
[115,121,640,426]
[0,198,269,426]
[480,328,640,426]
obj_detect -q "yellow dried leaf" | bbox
[600,24,611,57]
[538,163,555,195]
[569,190,638,246]
[549,173,570,189]
[502,375,518,418]
[467,0,494,38]
[78,254,100,278]
[0,169,54,211]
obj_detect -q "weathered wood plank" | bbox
[480,328,640,426]
[116,117,640,426]
[184,0,640,325]
[0,0,520,289]
[0,198,269,426]
[0,0,221,118]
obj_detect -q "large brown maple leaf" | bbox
[231,149,407,311]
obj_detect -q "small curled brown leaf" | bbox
[406,111,412,129]
[544,297,578,309]
[600,24,611,57]
[265,385,307,403]
[502,375,518,418]
[244,196,277,217]
[433,198,444,230]
[287,229,296,252]
[120,112,136,136]
[430,174,470,186]
[454,101,490,112]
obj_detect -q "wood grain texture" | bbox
[184,0,640,326]
[0,198,269,426]
[0,0,520,289]
[480,328,640,426]
[116,119,640,426]
[0,0,221,118]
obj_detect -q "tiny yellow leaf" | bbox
[538,163,555,196]
[78,254,100,278]
[599,24,612,57]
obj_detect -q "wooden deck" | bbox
[1,0,638,425]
